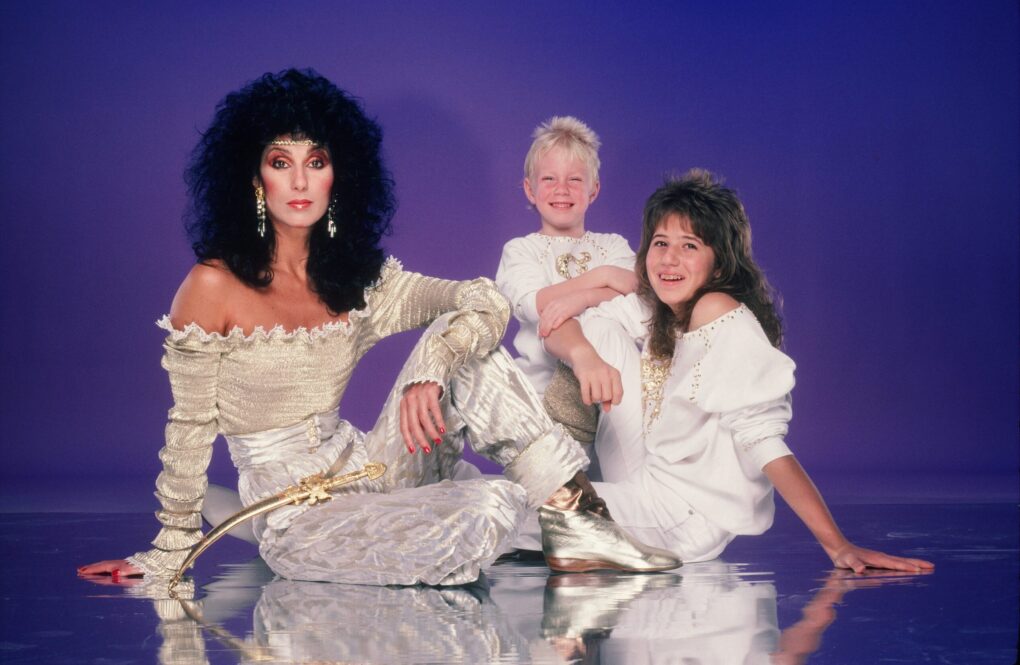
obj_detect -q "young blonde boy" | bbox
[496,117,638,405]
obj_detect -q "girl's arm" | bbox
[542,318,623,412]
[763,455,934,573]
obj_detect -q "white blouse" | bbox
[584,294,795,536]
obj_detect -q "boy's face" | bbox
[524,147,599,237]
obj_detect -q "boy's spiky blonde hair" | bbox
[523,116,601,182]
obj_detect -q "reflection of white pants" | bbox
[574,316,734,562]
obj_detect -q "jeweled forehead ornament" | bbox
[268,137,318,146]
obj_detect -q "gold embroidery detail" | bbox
[641,353,672,434]
[555,251,592,279]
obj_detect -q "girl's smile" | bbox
[645,214,716,314]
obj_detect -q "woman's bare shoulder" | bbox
[169,261,239,333]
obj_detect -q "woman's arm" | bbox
[79,266,227,579]
[372,264,511,453]
[763,455,934,573]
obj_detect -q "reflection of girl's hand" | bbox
[772,568,932,665]
[399,381,446,454]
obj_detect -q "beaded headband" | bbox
[268,138,318,146]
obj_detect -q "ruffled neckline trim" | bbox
[157,256,402,344]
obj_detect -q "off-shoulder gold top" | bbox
[129,258,510,575]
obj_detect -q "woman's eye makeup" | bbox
[307,153,330,168]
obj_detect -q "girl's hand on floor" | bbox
[829,543,934,574]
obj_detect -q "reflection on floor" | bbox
[1,502,1016,664]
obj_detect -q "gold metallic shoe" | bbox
[539,473,682,573]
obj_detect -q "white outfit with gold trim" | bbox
[495,231,635,397]
[578,294,796,561]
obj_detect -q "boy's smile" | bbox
[524,146,599,237]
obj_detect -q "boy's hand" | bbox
[539,293,591,337]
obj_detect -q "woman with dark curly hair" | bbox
[78,69,678,586]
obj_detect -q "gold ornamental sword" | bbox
[168,462,387,591]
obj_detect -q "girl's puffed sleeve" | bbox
[127,322,223,577]
[690,307,796,474]
[366,257,510,389]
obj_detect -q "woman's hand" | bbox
[399,381,447,454]
[828,543,934,574]
[77,559,143,579]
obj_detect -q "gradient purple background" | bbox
[1,2,1016,495]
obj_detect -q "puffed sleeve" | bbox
[366,257,510,390]
[495,237,545,325]
[127,320,224,577]
[687,307,796,472]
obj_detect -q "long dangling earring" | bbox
[327,198,337,238]
[255,185,267,238]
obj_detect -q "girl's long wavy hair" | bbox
[185,68,395,313]
[636,169,782,357]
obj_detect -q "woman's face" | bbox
[645,214,716,314]
[257,137,334,232]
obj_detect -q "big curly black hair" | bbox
[185,68,395,313]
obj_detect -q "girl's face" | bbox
[257,137,334,232]
[645,214,716,314]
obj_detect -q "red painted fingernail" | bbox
[111,569,120,580]
[424,446,431,454]
[439,427,446,434]
[433,438,441,445]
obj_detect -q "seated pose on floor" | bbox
[542,170,934,573]
[495,116,636,461]
[78,69,679,586]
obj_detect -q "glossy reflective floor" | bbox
[1,499,1017,663]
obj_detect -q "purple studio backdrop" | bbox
[0,2,1016,496]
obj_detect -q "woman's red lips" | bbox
[287,199,312,209]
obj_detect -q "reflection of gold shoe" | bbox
[541,572,677,639]
[540,473,681,573]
